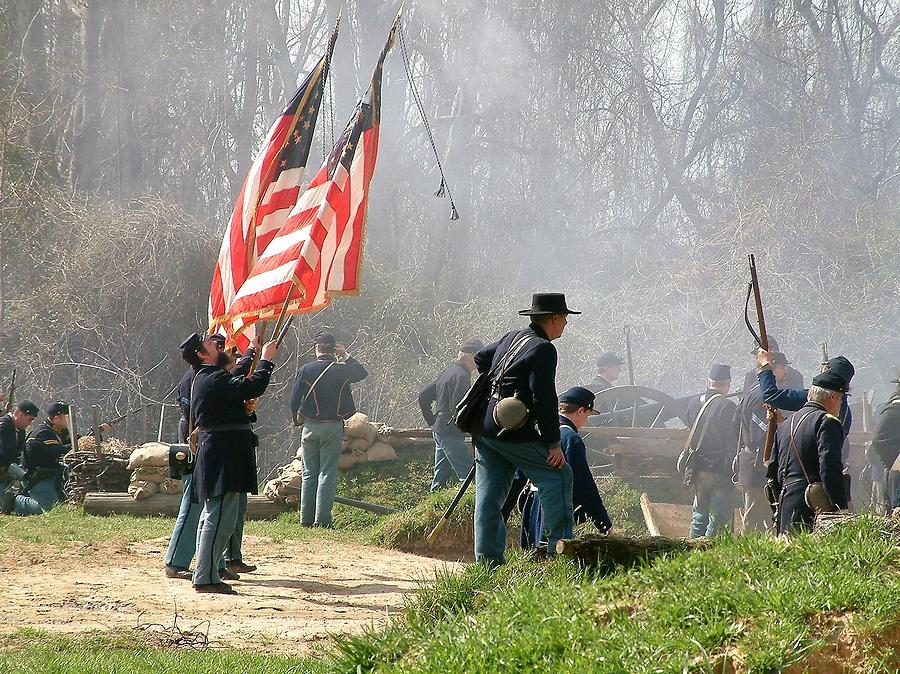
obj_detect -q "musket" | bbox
[426,464,475,544]
[744,254,777,463]
[820,343,829,373]
[624,325,635,386]
[85,407,143,437]
[5,368,15,413]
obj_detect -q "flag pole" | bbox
[247,288,294,374]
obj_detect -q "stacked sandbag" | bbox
[126,443,183,500]
[263,458,303,503]
[341,413,397,466]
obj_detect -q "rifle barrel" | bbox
[5,367,15,413]
[749,254,777,462]
[748,254,769,352]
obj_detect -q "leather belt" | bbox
[196,424,252,432]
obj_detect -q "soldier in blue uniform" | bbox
[683,364,739,538]
[735,352,792,532]
[22,403,84,511]
[520,387,612,550]
[871,372,900,510]
[741,335,804,395]
[765,369,851,534]
[176,334,226,444]
[755,351,854,437]
[182,332,277,594]
[0,400,42,515]
[586,352,623,394]
[164,339,255,581]
[290,332,368,528]
[418,337,482,491]
[472,293,577,566]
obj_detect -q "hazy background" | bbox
[1,0,897,474]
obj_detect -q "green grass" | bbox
[327,515,900,673]
[0,630,321,674]
[371,487,478,548]
[332,447,434,531]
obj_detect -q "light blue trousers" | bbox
[474,436,573,567]
[300,420,345,526]
[226,492,248,562]
[690,472,735,539]
[192,492,239,586]
[431,429,473,492]
[0,479,43,516]
[29,477,64,512]
[165,473,237,570]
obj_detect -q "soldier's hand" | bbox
[245,399,258,414]
[546,445,566,469]
[100,423,112,432]
[756,349,772,368]
[765,406,784,424]
[261,340,278,362]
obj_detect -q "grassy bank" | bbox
[332,516,900,673]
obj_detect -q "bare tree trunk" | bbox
[72,0,104,193]
[18,0,56,170]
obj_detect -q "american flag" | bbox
[208,16,341,344]
[223,14,399,348]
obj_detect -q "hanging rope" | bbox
[328,71,336,151]
[397,24,459,220]
[321,45,336,164]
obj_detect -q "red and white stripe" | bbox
[225,120,380,348]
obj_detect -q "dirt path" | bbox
[1,536,458,655]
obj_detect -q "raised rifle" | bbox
[744,254,777,463]
[4,368,15,413]
[85,407,143,438]
[820,343,829,373]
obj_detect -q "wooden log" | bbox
[639,493,660,536]
[377,427,437,440]
[584,427,689,440]
[603,442,682,458]
[83,492,295,520]
[556,533,709,568]
[279,485,398,515]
